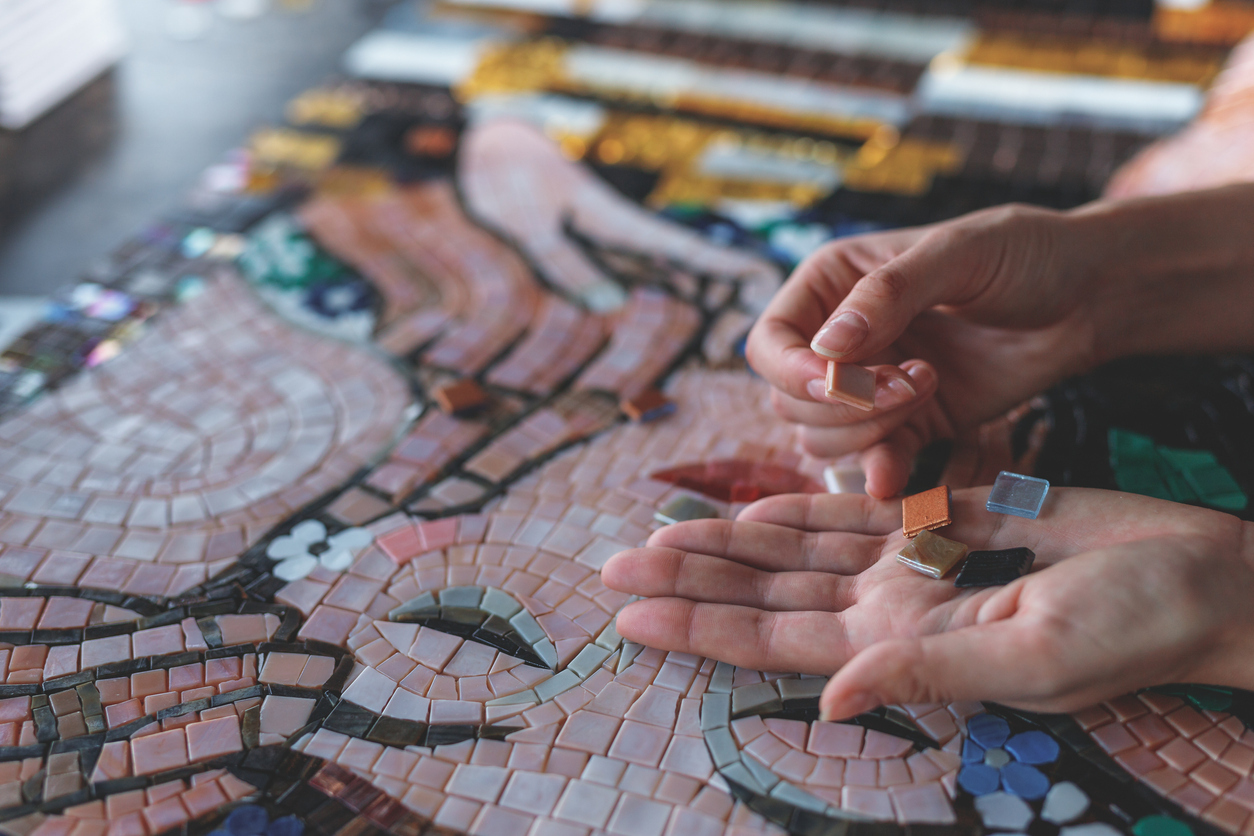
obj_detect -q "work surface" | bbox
[1,2,1254,836]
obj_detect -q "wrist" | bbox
[1198,521,1254,692]
[1064,184,1254,362]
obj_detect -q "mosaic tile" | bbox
[897,530,969,580]
[824,362,876,412]
[986,471,1051,519]
[0,18,1248,836]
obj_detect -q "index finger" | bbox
[745,256,856,400]
[615,598,856,675]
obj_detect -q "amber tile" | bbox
[434,380,489,416]
[902,486,952,538]
[619,389,675,423]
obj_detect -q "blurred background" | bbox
[2,0,1254,509]
[0,0,393,299]
[1,0,1250,309]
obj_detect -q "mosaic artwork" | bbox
[4,2,1254,836]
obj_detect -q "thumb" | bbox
[810,238,979,363]
[818,621,1045,721]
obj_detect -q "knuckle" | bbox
[867,264,911,305]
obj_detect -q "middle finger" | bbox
[646,517,888,573]
[602,546,861,611]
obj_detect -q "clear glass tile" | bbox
[986,471,1049,519]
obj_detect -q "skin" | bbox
[747,183,1254,499]
[603,488,1254,721]
[606,183,1254,721]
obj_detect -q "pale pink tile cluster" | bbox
[733,713,962,823]
[573,289,701,400]
[1074,693,1254,832]
[0,275,410,597]
[302,182,539,369]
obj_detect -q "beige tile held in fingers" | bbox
[825,361,876,411]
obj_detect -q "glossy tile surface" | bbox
[897,530,969,580]
[824,363,875,412]
[0,7,1249,836]
[987,472,1050,519]
[902,486,953,538]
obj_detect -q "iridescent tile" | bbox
[897,530,968,580]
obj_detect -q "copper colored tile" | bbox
[433,380,489,416]
[902,486,952,538]
[619,389,675,423]
[825,361,875,411]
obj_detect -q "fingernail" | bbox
[875,376,916,409]
[805,379,828,401]
[904,361,935,389]
[819,704,836,723]
[811,311,868,359]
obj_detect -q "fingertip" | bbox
[872,360,937,411]
[900,359,938,394]
[819,678,879,721]
[613,599,650,641]
[734,494,790,523]
[599,547,642,590]
[811,310,869,359]
[861,447,911,500]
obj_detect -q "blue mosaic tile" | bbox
[226,805,270,836]
[1001,761,1051,800]
[958,763,1002,796]
[1006,730,1061,765]
[962,738,986,764]
[967,713,1011,749]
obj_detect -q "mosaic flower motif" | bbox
[958,713,1059,801]
[266,520,373,581]
[211,803,303,836]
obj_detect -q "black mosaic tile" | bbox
[954,547,1036,588]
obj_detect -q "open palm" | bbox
[602,487,1254,717]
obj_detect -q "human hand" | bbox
[746,204,1104,498]
[601,487,1254,718]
